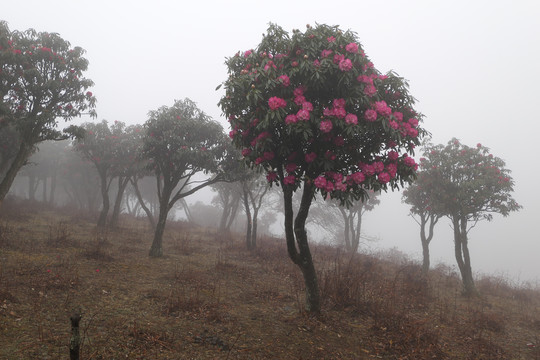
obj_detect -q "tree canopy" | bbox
[0,21,95,206]
[219,23,427,312]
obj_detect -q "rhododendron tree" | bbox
[142,98,231,257]
[402,164,444,274]
[411,139,521,295]
[219,24,427,312]
[0,21,96,207]
[75,120,127,227]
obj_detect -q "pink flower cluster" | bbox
[268,96,287,110]
[339,58,353,72]
[320,120,333,133]
[278,74,290,87]
[345,42,359,53]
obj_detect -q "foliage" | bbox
[416,139,521,222]
[0,20,96,141]
[0,21,95,204]
[219,23,427,205]
[219,23,427,312]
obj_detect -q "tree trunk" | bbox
[225,195,240,231]
[420,215,430,274]
[283,180,320,313]
[452,216,477,296]
[352,211,362,253]
[49,169,57,205]
[109,176,129,228]
[28,175,37,201]
[149,185,173,257]
[339,208,351,251]
[251,208,259,249]
[41,176,48,203]
[242,185,253,250]
[0,142,31,208]
[97,171,109,227]
[131,178,155,229]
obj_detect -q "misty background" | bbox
[3,0,539,282]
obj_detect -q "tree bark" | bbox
[452,216,477,296]
[283,180,320,313]
[0,142,32,208]
[149,192,170,257]
[97,169,110,227]
[130,177,155,229]
[242,184,253,249]
[109,176,129,228]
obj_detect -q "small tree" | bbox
[0,21,96,207]
[75,120,125,227]
[143,98,229,257]
[402,170,443,274]
[416,139,521,295]
[241,172,270,250]
[219,24,426,312]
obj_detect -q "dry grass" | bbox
[0,202,539,359]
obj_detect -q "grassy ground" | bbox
[0,201,539,359]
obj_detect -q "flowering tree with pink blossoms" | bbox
[408,139,521,295]
[219,24,427,312]
[0,21,96,208]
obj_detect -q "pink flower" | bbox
[357,75,373,84]
[327,36,336,43]
[403,156,416,168]
[339,58,353,71]
[323,107,334,117]
[278,74,290,87]
[313,59,320,67]
[389,121,399,129]
[351,172,365,184]
[477,143,482,148]
[363,164,375,176]
[241,148,251,156]
[293,86,305,96]
[345,42,359,53]
[285,163,297,173]
[388,151,399,161]
[335,182,347,191]
[334,136,344,146]
[374,101,392,116]
[297,109,310,121]
[294,95,306,105]
[266,172,277,182]
[321,49,333,58]
[407,128,418,137]
[365,109,377,122]
[244,50,252,57]
[86,91,93,97]
[393,112,403,122]
[378,172,391,184]
[333,107,346,118]
[345,113,358,125]
[302,102,313,111]
[364,85,377,97]
[325,182,335,192]
[285,114,298,125]
[263,151,275,161]
[268,96,286,110]
[408,118,419,127]
[320,120,333,133]
[314,176,327,189]
[283,175,296,185]
[305,152,317,163]
[386,163,397,178]
[333,54,345,64]
[333,98,346,108]
[325,150,336,160]
[373,161,384,173]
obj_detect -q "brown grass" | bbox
[0,202,539,359]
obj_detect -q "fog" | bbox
[3,1,539,283]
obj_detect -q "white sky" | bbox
[4,0,540,283]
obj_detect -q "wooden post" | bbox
[69,312,82,360]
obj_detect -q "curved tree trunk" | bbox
[339,208,351,251]
[0,142,32,208]
[283,180,320,313]
[420,215,430,274]
[130,177,155,229]
[242,184,253,250]
[351,211,362,253]
[109,176,129,228]
[149,186,172,257]
[97,170,110,227]
[452,216,477,296]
